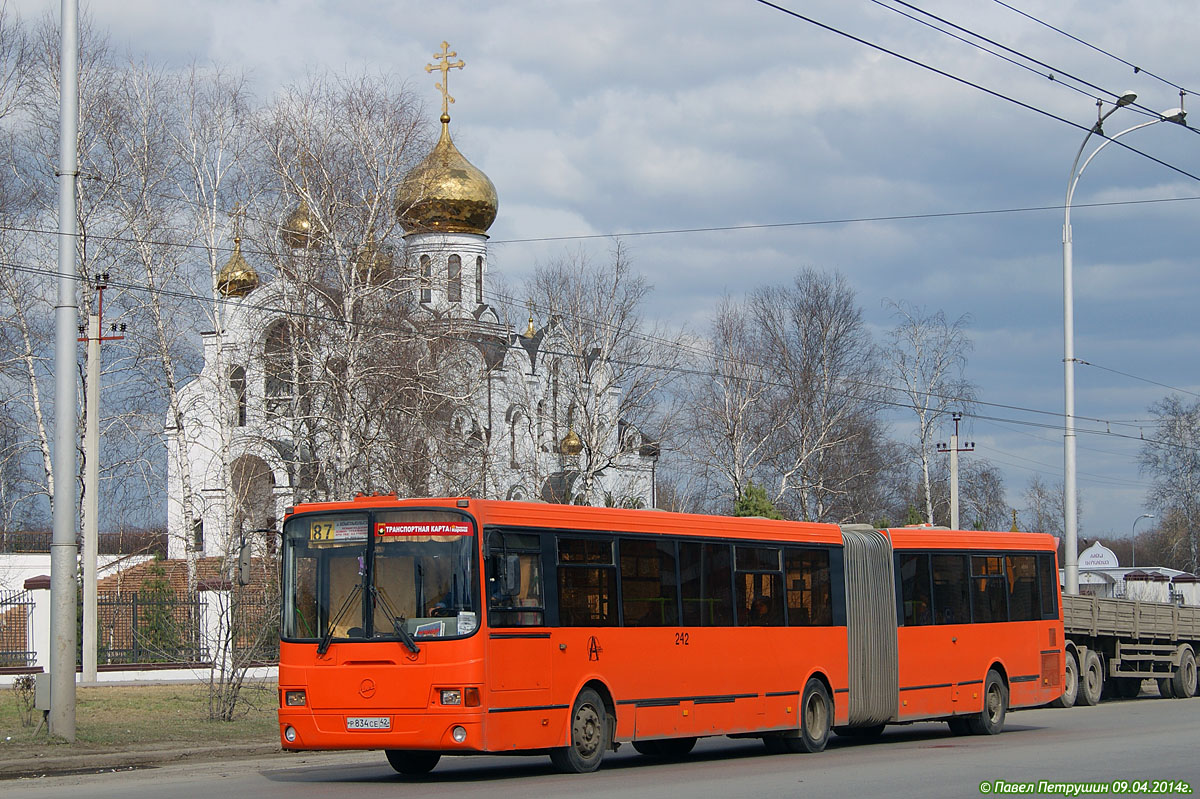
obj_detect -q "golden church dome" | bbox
[279,199,326,250]
[395,119,498,236]
[216,237,259,298]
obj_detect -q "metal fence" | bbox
[0,590,34,667]
[97,590,203,664]
[230,592,281,664]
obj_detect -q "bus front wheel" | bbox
[966,670,1008,735]
[550,688,609,773]
[384,750,440,776]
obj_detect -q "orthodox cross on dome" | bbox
[426,41,465,120]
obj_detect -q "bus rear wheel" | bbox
[384,750,440,775]
[788,677,832,753]
[550,688,608,773]
[966,670,1008,735]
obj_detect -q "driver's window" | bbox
[487,531,544,627]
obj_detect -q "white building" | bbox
[1063,541,1199,606]
[165,58,658,559]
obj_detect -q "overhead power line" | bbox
[989,0,1195,96]
[751,0,1200,183]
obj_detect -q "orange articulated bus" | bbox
[277,497,1063,775]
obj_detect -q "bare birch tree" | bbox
[1138,395,1200,572]
[883,300,975,525]
[526,243,683,506]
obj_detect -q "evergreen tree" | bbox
[733,483,783,519]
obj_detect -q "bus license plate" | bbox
[346,716,391,730]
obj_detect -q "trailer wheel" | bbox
[1051,649,1078,708]
[1157,677,1176,698]
[1078,651,1103,706]
[1171,647,1197,699]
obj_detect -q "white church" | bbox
[165,45,658,559]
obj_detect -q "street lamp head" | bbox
[1116,91,1138,107]
[1160,108,1186,124]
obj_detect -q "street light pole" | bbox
[1061,94,1185,595]
[1131,513,1154,568]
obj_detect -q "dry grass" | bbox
[0,681,279,755]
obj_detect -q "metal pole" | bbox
[1131,513,1153,568]
[50,0,79,741]
[82,312,98,683]
[1062,103,1180,595]
[949,427,959,531]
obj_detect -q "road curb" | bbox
[0,742,284,780]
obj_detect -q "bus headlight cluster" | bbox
[438,687,480,707]
[284,690,307,706]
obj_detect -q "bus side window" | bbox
[557,537,617,626]
[1038,553,1060,620]
[487,532,544,627]
[897,553,932,626]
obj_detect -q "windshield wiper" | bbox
[372,585,420,654]
[317,582,362,656]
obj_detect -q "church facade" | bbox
[165,45,658,559]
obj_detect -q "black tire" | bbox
[947,717,972,736]
[833,724,885,739]
[785,677,832,753]
[384,750,440,775]
[1078,651,1103,706]
[1171,647,1197,699]
[1051,649,1079,708]
[966,670,1008,735]
[1158,677,1176,698]
[550,688,609,773]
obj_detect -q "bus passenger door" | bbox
[483,532,557,749]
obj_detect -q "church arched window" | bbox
[475,256,484,304]
[420,255,431,303]
[447,255,462,303]
[229,365,247,427]
[550,361,561,443]
[264,320,293,403]
[509,410,522,468]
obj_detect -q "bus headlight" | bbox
[284,726,297,743]
[440,689,462,705]
[452,726,467,743]
[284,690,307,706]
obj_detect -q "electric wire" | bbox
[4,253,1198,456]
[751,0,1200,183]
[989,0,1195,97]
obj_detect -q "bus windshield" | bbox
[282,509,478,643]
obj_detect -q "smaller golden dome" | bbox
[396,121,498,236]
[354,236,393,284]
[217,238,259,298]
[560,429,583,456]
[280,199,326,250]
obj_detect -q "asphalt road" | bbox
[6,698,1199,799]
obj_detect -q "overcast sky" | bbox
[19,0,1200,541]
